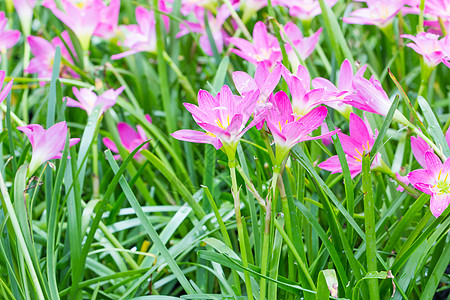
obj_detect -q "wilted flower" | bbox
[282,22,322,71]
[43,0,103,51]
[267,91,338,167]
[318,113,380,178]
[343,0,406,28]
[0,11,21,52]
[312,59,367,117]
[26,32,78,81]
[402,33,450,67]
[172,85,264,159]
[228,21,282,68]
[17,122,80,176]
[176,4,231,55]
[103,119,151,161]
[65,86,124,115]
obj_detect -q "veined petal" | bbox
[430,193,450,218]
[411,136,433,168]
[172,129,223,149]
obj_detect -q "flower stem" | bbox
[229,161,253,300]
[92,137,100,199]
[259,198,271,300]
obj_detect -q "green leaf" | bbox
[317,270,338,299]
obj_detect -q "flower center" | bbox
[353,141,371,162]
[216,115,230,129]
[434,170,450,195]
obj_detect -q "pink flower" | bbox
[312,59,367,117]
[112,4,170,60]
[281,64,328,117]
[228,21,282,68]
[282,22,322,71]
[103,121,151,161]
[425,0,450,19]
[424,20,450,36]
[26,32,78,81]
[65,86,124,115]
[176,5,231,55]
[408,151,450,217]
[411,135,434,168]
[172,85,264,156]
[232,61,282,129]
[401,33,450,67]
[343,0,406,27]
[93,0,121,39]
[318,113,380,178]
[17,122,80,176]
[13,0,37,33]
[180,0,217,16]
[0,11,21,51]
[266,91,338,166]
[279,0,338,21]
[43,0,103,50]
[0,69,13,104]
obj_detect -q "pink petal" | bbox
[103,137,119,153]
[117,123,141,152]
[430,193,450,218]
[349,113,370,146]
[411,136,433,168]
[233,71,257,96]
[171,129,222,149]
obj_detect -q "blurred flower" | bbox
[240,0,268,22]
[103,119,151,161]
[0,11,21,52]
[17,122,80,176]
[281,64,328,117]
[65,86,124,115]
[43,0,103,51]
[26,32,78,81]
[176,4,231,55]
[13,0,36,34]
[232,61,282,129]
[228,21,282,68]
[0,68,13,104]
[408,150,450,217]
[425,0,450,19]
[112,4,171,60]
[172,85,264,158]
[278,0,338,21]
[343,0,406,28]
[267,91,338,166]
[180,0,217,16]
[318,113,380,178]
[424,19,450,36]
[93,0,121,40]
[401,33,450,67]
[312,59,367,117]
[282,22,322,71]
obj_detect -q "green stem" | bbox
[0,172,45,300]
[92,137,100,199]
[373,161,420,198]
[259,199,271,300]
[229,161,253,300]
[362,154,379,300]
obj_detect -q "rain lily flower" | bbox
[279,0,338,21]
[343,0,406,28]
[425,0,450,19]
[103,119,151,161]
[13,0,36,34]
[282,22,322,71]
[26,32,78,81]
[176,4,231,55]
[17,122,80,176]
[401,33,450,67]
[411,135,434,168]
[318,113,380,178]
[312,59,367,118]
[65,86,125,115]
[266,92,339,167]
[232,61,282,129]
[345,75,409,124]
[228,21,282,68]
[408,150,450,217]
[180,0,217,16]
[42,0,103,51]
[281,64,328,117]
[112,4,171,60]
[0,12,21,52]
[172,85,264,159]
[93,0,121,40]
[0,67,13,104]
[424,19,450,36]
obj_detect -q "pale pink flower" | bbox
[425,0,450,19]
[65,86,124,115]
[401,33,450,67]
[26,32,78,81]
[93,0,121,39]
[0,12,21,52]
[228,21,282,68]
[103,120,151,161]
[343,0,406,28]
[180,0,217,16]
[0,68,13,104]
[17,122,80,176]
[42,0,103,50]
[312,59,367,117]
[13,0,37,33]
[278,0,338,20]
[176,4,231,55]
[282,22,322,71]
